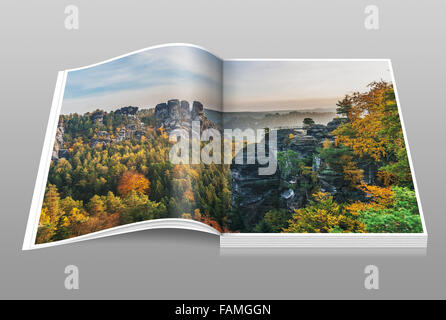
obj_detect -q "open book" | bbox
[23,44,427,250]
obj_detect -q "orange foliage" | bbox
[70,212,120,237]
[117,171,150,197]
[183,189,195,202]
[171,164,188,179]
[189,208,230,233]
[346,184,394,216]
[377,171,398,186]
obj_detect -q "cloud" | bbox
[62,45,223,114]
[62,82,222,115]
[62,48,392,115]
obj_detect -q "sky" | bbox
[61,45,223,114]
[223,60,392,112]
[61,45,392,114]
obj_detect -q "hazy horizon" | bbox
[60,45,393,115]
[223,60,392,112]
[60,103,341,116]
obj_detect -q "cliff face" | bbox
[230,142,281,229]
[154,99,216,134]
[52,101,216,162]
[230,118,354,229]
[52,120,68,161]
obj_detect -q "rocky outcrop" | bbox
[52,120,67,161]
[317,168,344,194]
[180,100,191,119]
[306,124,330,140]
[276,128,318,158]
[154,99,216,134]
[326,117,347,132]
[230,117,369,230]
[287,133,318,158]
[115,106,138,116]
[191,101,203,120]
[230,127,320,228]
[91,110,105,125]
[305,118,347,141]
[53,101,215,162]
[231,142,280,228]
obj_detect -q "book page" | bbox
[25,44,226,249]
[221,59,425,235]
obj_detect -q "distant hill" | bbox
[222,109,336,130]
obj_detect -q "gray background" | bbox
[0,0,444,299]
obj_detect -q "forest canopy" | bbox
[37,81,423,244]
[37,108,231,243]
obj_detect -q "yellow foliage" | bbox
[346,184,394,216]
[62,207,89,227]
[283,192,365,233]
[333,82,396,162]
[194,208,201,217]
[322,139,331,149]
[38,207,51,227]
[181,213,192,220]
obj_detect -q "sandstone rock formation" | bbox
[115,106,138,116]
[230,117,367,229]
[51,120,67,161]
[154,99,216,134]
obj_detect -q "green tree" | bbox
[254,209,290,233]
[359,187,422,233]
[335,95,352,117]
[254,219,274,233]
[303,118,315,128]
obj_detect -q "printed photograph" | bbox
[36,46,423,244]
[224,60,422,234]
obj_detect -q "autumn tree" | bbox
[283,192,365,233]
[188,208,230,233]
[51,207,89,241]
[345,184,394,216]
[332,81,412,187]
[36,184,63,243]
[44,184,61,221]
[319,145,363,191]
[117,171,150,197]
[88,195,106,216]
